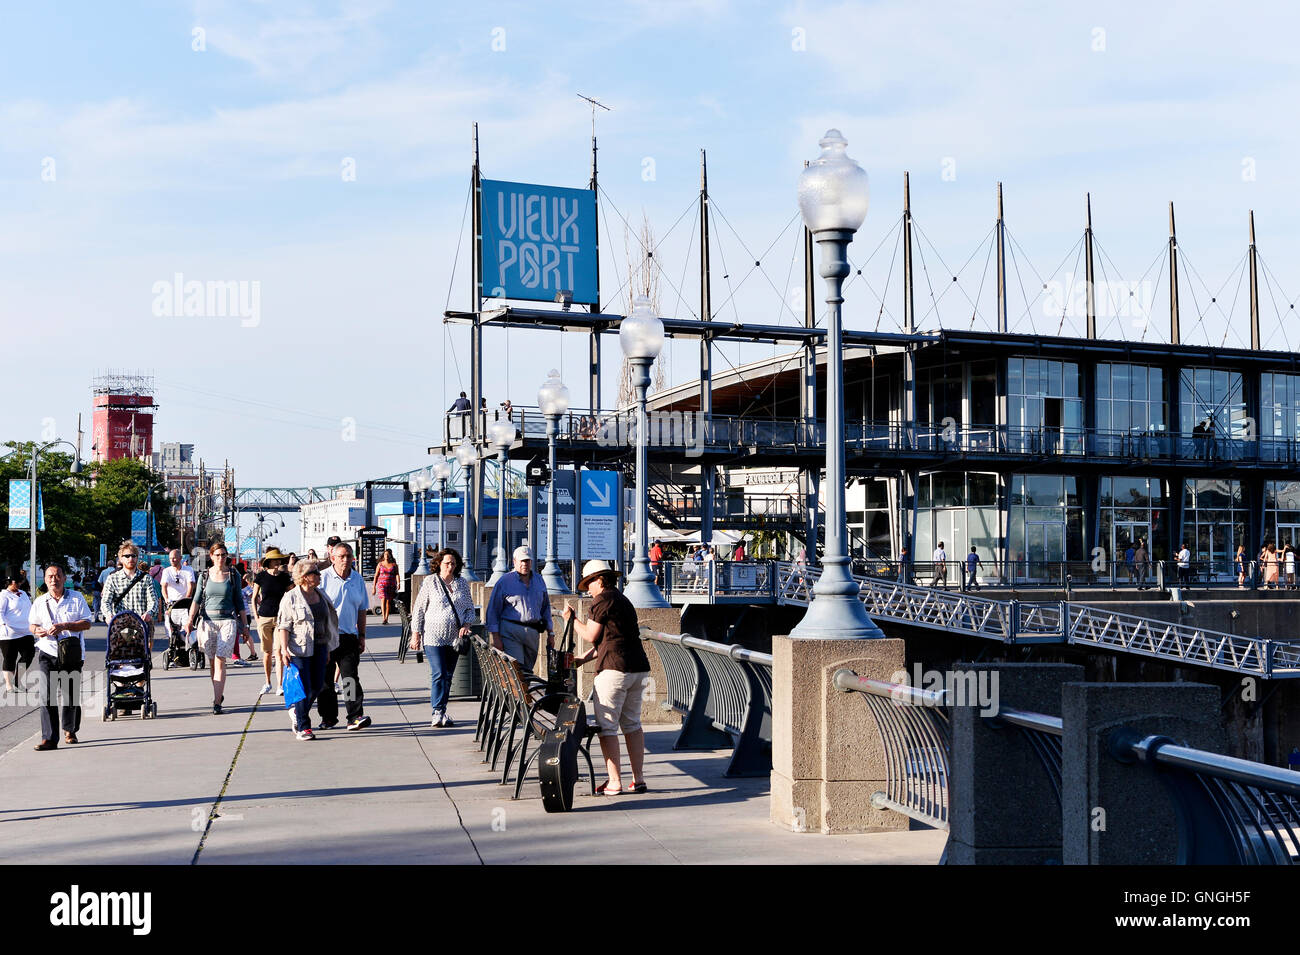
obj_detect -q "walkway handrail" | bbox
[832,669,948,708]
[994,707,1063,736]
[1123,733,1300,796]
[641,628,773,777]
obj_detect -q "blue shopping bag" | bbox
[282,661,307,706]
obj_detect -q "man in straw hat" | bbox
[485,546,553,672]
[561,560,651,796]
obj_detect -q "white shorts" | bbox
[197,618,238,660]
[592,670,649,737]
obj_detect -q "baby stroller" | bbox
[103,610,158,720]
[163,598,205,670]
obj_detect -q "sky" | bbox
[5,0,1300,536]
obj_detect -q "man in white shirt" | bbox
[159,548,196,644]
[1,570,34,693]
[932,542,948,589]
[1177,542,1192,589]
[28,565,93,750]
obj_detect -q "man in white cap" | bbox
[485,545,553,671]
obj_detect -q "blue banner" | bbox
[7,479,44,531]
[479,178,599,306]
[130,510,149,547]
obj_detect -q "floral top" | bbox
[412,574,477,647]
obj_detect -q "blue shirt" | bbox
[486,571,552,635]
[320,566,369,634]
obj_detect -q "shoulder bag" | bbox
[438,577,471,656]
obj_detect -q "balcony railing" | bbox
[443,408,1300,467]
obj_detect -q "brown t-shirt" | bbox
[588,590,651,674]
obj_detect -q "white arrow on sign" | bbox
[585,476,611,509]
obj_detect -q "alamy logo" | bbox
[890,664,1000,716]
[596,411,706,458]
[49,885,151,935]
[151,273,261,327]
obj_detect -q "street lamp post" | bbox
[144,481,167,549]
[620,295,670,608]
[790,129,884,640]
[538,369,571,594]
[177,494,186,553]
[487,418,517,585]
[432,457,452,552]
[409,472,433,576]
[27,440,82,589]
[455,439,479,581]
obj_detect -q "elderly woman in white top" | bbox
[0,570,34,693]
[410,548,476,728]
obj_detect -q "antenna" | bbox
[576,92,611,137]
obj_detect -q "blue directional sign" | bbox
[479,179,599,305]
[579,469,620,561]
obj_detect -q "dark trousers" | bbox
[291,644,331,733]
[37,649,82,742]
[316,632,363,723]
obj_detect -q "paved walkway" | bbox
[0,622,944,865]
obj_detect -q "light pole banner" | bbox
[130,510,149,547]
[223,526,238,550]
[239,536,257,560]
[479,179,599,306]
[8,480,32,530]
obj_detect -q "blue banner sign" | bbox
[479,178,599,305]
[130,510,149,547]
[7,480,43,531]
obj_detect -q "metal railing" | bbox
[1114,729,1300,864]
[662,560,773,600]
[1066,604,1300,678]
[833,670,951,830]
[447,409,1300,467]
[641,628,773,777]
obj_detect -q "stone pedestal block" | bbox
[1062,682,1223,865]
[947,663,1083,865]
[555,597,680,726]
[770,634,907,834]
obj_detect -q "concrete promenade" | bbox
[0,621,943,865]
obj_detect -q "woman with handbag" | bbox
[410,548,476,728]
[274,559,338,741]
[184,543,251,715]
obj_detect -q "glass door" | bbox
[1113,522,1150,583]
[1024,521,1065,582]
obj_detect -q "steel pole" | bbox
[623,357,670,608]
[438,479,446,552]
[541,415,569,593]
[789,230,884,639]
[461,466,479,581]
[416,489,432,576]
[488,447,510,585]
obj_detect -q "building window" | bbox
[914,472,1001,572]
[1097,363,1165,435]
[1007,475,1084,577]
[1265,481,1300,553]
[1099,476,1166,565]
[1261,373,1300,457]
[1007,358,1082,452]
[1179,368,1245,438]
[1183,479,1243,577]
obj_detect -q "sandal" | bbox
[627,781,648,793]
[595,780,623,796]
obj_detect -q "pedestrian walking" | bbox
[252,548,293,696]
[274,559,337,741]
[932,541,948,589]
[1285,544,1297,591]
[1124,543,1136,583]
[102,543,162,633]
[485,546,553,672]
[1262,543,1280,590]
[317,542,372,731]
[1176,542,1192,589]
[1235,543,1247,589]
[1134,539,1150,590]
[410,548,476,728]
[27,565,92,750]
[563,560,651,795]
[372,548,401,626]
[184,543,250,714]
[965,546,982,591]
[649,540,664,589]
[0,571,34,693]
[159,548,196,653]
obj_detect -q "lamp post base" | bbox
[461,565,480,582]
[623,575,670,609]
[487,567,507,586]
[788,564,885,640]
[541,562,570,595]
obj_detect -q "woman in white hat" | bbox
[562,560,650,795]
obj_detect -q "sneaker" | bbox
[347,715,372,731]
[276,685,284,696]
[430,710,443,728]
[295,728,315,741]
[440,714,455,728]
[259,682,272,696]
[317,720,339,730]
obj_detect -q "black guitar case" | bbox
[538,618,589,813]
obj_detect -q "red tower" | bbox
[91,373,158,463]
